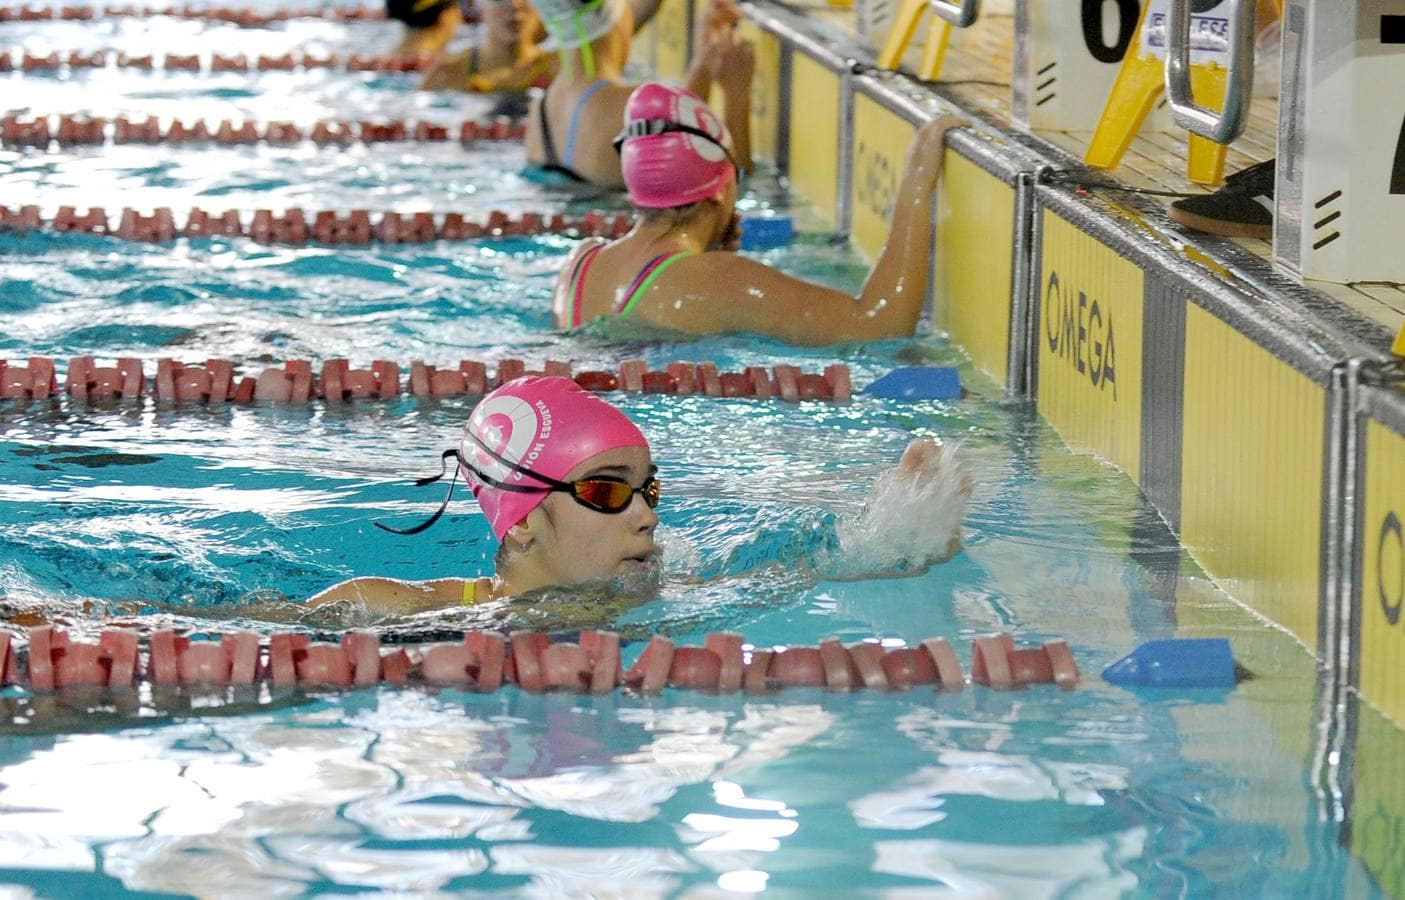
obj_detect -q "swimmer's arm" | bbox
[471,48,554,92]
[306,576,470,615]
[651,117,966,345]
[823,439,973,579]
[648,255,889,345]
[419,49,476,91]
[712,36,753,173]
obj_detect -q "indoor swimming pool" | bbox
[0,3,1390,895]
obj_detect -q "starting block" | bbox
[1084,0,1256,185]
[874,0,979,81]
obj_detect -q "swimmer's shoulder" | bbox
[308,575,492,613]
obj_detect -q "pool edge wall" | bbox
[636,0,1405,889]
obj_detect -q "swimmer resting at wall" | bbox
[417,0,556,95]
[417,0,665,95]
[308,375,972,616]
[521,0,746,187]
[553,83,969,347]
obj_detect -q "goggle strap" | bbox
[466,430,573,491]
[373,449,462,535]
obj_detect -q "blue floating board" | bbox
[1102,638,1237,689]
[863,366,962,400]
[738,215,794,250]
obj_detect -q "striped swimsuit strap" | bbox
[567,239,607,327]
[612,250,692,317]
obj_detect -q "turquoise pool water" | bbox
[0,5,1387,895]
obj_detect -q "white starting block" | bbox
[1084,0,1255,184]
[1274,0,1405,283]
[1012,0,1172,133]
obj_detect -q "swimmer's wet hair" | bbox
[386,0,455,28]
[637,200,707,225]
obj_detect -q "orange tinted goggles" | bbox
[569,475,661,513]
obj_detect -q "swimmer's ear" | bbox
[503,512,541,552]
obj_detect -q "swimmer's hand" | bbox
[699,0,742,39]
[832,439,974,578]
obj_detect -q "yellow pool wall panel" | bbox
[849,94,917,262]
[1180,304,1324,649]
[649,0,692,82]
[737,21,782,165]
[935,153,1014,386]
[1358,419,1405,730]
[786,53,841,228]
[1035,209,1144,482]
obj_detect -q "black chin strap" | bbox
[373,449,461,535]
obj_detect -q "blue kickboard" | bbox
[1102,638,1237,689]
[738,216,795,250]
[863,366,962,400]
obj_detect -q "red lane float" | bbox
[0,204,629,245]
[0,50,443,74]
[0,357,58,401]
[0,5,386,24]
[1,628,1080,695]
[2,356,854,406]
[1,114,526,149]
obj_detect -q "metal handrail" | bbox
[929,0,979,28]
[1164,0,1255,143]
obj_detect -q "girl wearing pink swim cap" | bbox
[309,377,662,614]
[552,83,968,346]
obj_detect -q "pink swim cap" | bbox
[619,82,735,209]
[463,376,649,539]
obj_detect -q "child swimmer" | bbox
[309,376,972,616]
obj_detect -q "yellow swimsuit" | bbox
[461,577,490,605]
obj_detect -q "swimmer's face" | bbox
[520,445,661,594]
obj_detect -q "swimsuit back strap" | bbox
[562,79,610,171]
[613,250,691,317]
[567,240,606,327]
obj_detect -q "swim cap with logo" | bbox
[618,82,736,209]
[528,0,625,49]
[463,376,649,539]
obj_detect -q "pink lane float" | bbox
[1,114,526,148]
[0,626,1079,694]
[0,204,629,244]
[0,356,854,404]
[0,4,385,24]
[0,48,435,73]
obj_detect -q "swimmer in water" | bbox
[522,0,748,187]
[551,82,969,346]
[417,0,557,95]
[308,376,970,615]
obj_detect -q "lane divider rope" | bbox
[0,356,856,404]
[1,48,434,72]
[0,204,631,244]
[1,3,385,23]
[0,626,1081,693]
[2,114,526,148]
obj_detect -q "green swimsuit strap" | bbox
[612,251,692,317]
